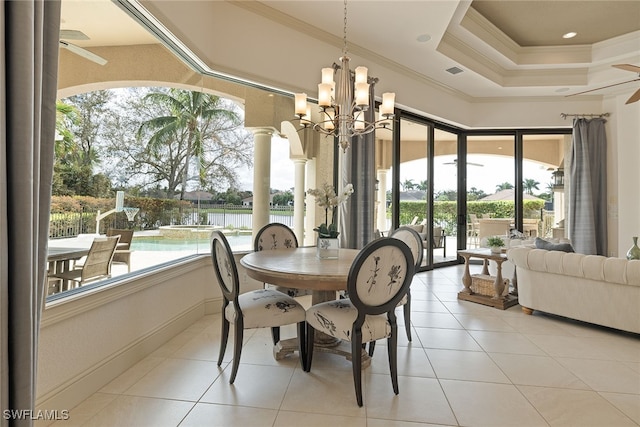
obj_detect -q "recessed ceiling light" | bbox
[555,87,570,93]
[563,32,577,39]
[416,34,431,43]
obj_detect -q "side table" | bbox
[457,248,518,310]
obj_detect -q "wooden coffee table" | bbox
[457,248,518,309]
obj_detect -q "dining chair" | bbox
[48,235,120,287]
[254,223,311,298]
[304,237,414,407]
[106,228,134,272]
[389,226,423,340]
[366,226,422,356]
[211,230,306,384]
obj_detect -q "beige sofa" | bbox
[508,247,640,334]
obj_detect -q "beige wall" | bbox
[36,253,262,413]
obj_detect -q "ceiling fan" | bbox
[59,29,107,66]
[443,159,484,167]
[567,64,640,104]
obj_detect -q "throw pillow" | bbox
[535,237,575,253]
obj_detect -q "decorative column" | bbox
[251,128,272,242]
[304,159,317,246]
[292,158,307,244]
[377,168,389,233]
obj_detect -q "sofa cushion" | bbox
[535,237,575,253]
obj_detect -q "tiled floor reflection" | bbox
[48,265,640,426]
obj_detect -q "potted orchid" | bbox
[307,182,354,257]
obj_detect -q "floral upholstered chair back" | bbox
[389,226,423,269]
[211,230,239,302]
[254,223,298,252]
[348,238,415,314]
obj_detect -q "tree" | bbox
[467,187,488,201]
[522,178,540,195]
[104,88,253,199]
[495,182,514,191]
[401,179,416,191]
[272,190,293,206]
[137,89,251,199]
[416,179,428,191]
[65,91,112,167]
[54,94,114,196]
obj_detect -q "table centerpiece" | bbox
[308,182,354,259]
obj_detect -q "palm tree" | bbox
[401,179,416,191]
[522,178,540,195]
[137,89,240,199]
[495,182,514,191]
[416,179,428,191]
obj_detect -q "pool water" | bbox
[131,234,252,251]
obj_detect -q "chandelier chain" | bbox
[343,0,348,56]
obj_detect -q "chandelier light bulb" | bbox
[295,93,307,117]
[355,66,368,84]
[380,92,395,116]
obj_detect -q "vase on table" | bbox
[626,236,640,260]
[317,237,339,259]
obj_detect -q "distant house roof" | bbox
[179,191,214,201]
[242,194,275,204]
[399,190,426,201]
[480,189,543,201]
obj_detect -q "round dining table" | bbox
[240,246,359,304]
[240,247,370,366]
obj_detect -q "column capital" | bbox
[247,127,277,137]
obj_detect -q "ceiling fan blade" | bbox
[566,78,640,97]
[443,159,483,167]
[626,88,640,104]
[59,41,107,65]
[60,29,89,41]
[613,64,640,73]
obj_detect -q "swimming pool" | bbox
[131,234,252,251]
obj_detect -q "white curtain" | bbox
[569,118,608,255]
[1,1,60,425]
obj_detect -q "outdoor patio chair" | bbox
[48,235,120,288]
[432,226,446,252]
[254,223,312,298]
[211,230,306,384]
[107,228,134,272]
[304,237,414,407]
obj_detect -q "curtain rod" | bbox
[560,113,610,119]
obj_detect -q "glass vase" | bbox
[626,236,640,260]
[316,237,339,259]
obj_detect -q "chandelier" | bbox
[294,0,395,152]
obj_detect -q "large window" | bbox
[47,87,294,298]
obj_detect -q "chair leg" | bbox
[271,326,280,345]
[388,324,399,396]
[297,321,306,371]
[368,341,376,357]
[304,323,315,372]
[229,319,244,384]
[404,292,412,341]
[352,329,364,407]
[218,316,229,366]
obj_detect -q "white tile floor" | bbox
[50,265,640,426]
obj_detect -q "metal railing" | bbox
[49,204,295,239]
